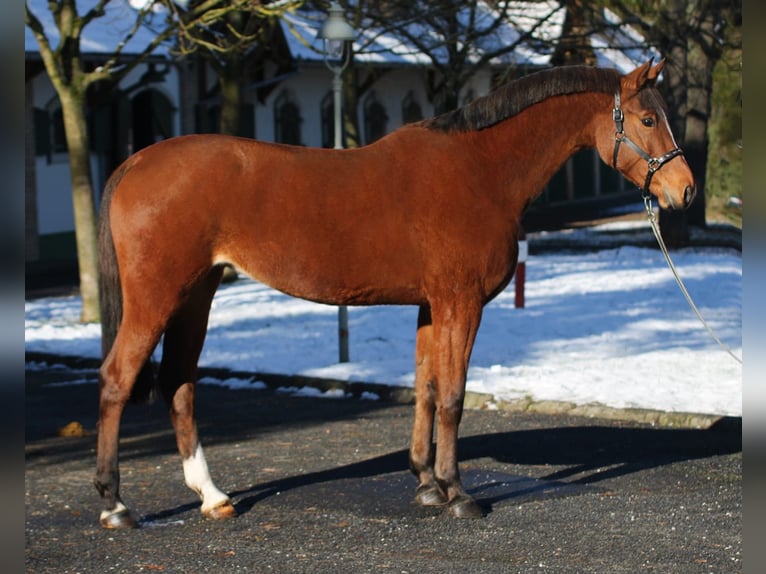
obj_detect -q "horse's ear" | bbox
[647,59,666,82]
[622,59,662,92]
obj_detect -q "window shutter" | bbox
[34,108,50,157]
[239,103,255,138]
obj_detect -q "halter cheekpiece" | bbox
[611,92,684,194]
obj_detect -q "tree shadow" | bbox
[24,364,400,466]
[458,416,740,487]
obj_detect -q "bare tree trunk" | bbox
[682,8,718,227]
[551,0,597,66]
[218,61,242,136]
[343,67,360,149]
[60,90,100,322]
[658,0,691,247]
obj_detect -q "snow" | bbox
[25,222,742,417]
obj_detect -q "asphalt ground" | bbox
[25,362,741,574]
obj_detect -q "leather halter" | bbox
[611,92,684,194]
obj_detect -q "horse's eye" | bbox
[642,117,655,128]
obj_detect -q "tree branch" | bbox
[26,2,66,92]
[84,3,177,88]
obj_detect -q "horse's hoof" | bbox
[448,495,484,519]
[203,500,237,520]
[415,484,448,506]
[100,507,138,529]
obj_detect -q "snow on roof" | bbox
[25,0,170,57]
[281,1,657,73]
[590,8,661,71]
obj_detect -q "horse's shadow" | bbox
[140,416,740,523]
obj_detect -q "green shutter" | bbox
[34,108,50,157]
[239,103,255,138]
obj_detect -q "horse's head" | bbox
[596,60,695,210]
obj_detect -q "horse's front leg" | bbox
[163,381,235,520]
[431,297,484,518]
[159,269,236,521]
[409,306,448,506]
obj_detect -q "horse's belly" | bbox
[225,245,425,307]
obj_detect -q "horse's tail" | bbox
[98,164,157,404]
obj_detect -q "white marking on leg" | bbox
[100,500,128,521]
[182,443,230,513]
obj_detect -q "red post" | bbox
[515,227,526,308]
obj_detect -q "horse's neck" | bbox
[475,92,605,205]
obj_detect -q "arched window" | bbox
[363,94,388,144]
[401,91,423,124]
[274,90,303,145]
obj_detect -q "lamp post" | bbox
[317,2,355,363]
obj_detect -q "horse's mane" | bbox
[422,65,622,133]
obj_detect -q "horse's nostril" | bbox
[684,185,695,207]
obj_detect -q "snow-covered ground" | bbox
[25,222,742,417]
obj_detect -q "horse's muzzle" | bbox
[664,184,696,211]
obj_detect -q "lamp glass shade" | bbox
[316,2,355,42]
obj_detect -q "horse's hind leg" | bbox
[409,306,448,506]
[158,267,236,520]
[96,314,165,528]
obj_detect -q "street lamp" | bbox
[317,2,355,364]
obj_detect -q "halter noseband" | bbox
[611,92,684,194]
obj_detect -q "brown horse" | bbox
[95,60,694,527]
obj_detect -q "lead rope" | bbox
[642,193,742,364]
